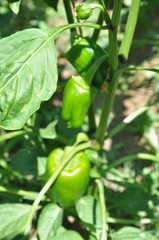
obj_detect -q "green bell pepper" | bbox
[62,75,95,128]
[46,148,90,208]
[66,36,108,88]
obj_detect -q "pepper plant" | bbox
[0,0,159,239]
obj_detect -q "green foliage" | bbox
[0,203,31,239]
[37,203,63,240]
[0,0,159,239]
[76,196,102,229]
[111,226,156,240]
[0,28,58,130]
[53,230,84,240]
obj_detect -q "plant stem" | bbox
[94,1,123,146]
[109,0,122,72]
[53,22,109,40]
[108,217,137,225]
[119,0,141,61]
[95,69,123,145]
[106,153,159,172]
[92,12,103,41]
[25,141,92,235]
[91,0,111,42]
[0,130,26,143]
[63,0,75,33]
[124,66,159,74]
[108,217,159,225]
[104,0,112,9]
[98,0,112,29]
[0,186,40,200]
[106,106,148,139]
[70,0,83,37]
[88,104,96,132]
[95,1,141,147]
[96,179,108,240]
[85,55,108,133]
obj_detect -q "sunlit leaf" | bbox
[111,226,156,240]
[9,0,21,14]
[0,28,58,130]
[38,203,63,240]
[0,203,31,239]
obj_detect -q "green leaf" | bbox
[0,203,31,239]
[85,149,99,164]
[54,230,84,240]
[9,0,21,14]
[111,226,156,240]
[38,203,63,240]
[39,120,58,139]
[115,185,151,215]
[0,28,58,130]
[37,156,47,176]
[10,148,39,178]
[76,196,102,229]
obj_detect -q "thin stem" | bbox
[0,130,26,143]
[119,0,141,61]
[99,0,112,29]
[106,153,159,172]
[0,186,40,200]
[88,104,96,132]
[63,0,76,34]
[91,12,103,41]
[109,0,122,72]
[91,3,105,12]
[108,217,137,225]
[95,69,123,145]
[108,216,159,225]
[96,179,108,240]
[95,1,123,146]
[53,22,109,39]
[70,0,83,37]
[106,106,148,139]
[124,66,159,74]
[25,141,92,234]
[85,55,109,133]
[104,0,112,9]
[91,0,111,41]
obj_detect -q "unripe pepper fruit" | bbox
[46,148,90,208]
[66,37,107,88]
[62,75,95,128]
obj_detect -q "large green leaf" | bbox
[38,203,63,240]
[0,28,58,130]
[0,203,31,239]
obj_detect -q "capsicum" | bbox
[46,148,90,208]
[66,36,108,88]
[62,75,95,128]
